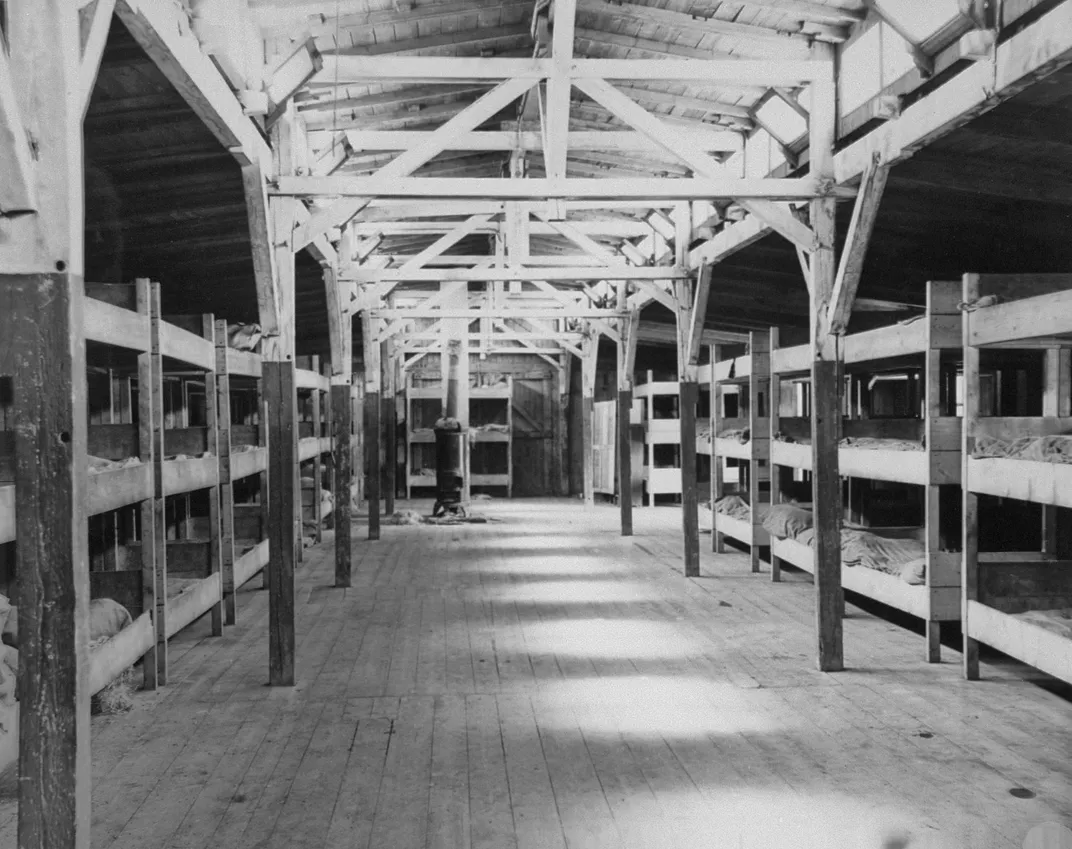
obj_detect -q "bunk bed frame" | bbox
[706,332,771,572]
[469,375,513,494]
[962,272,1072,685]
[297,356,335,549]
[635,371,681,505]
[405,376,440,497]
[0,278,281,736]
[767,280,963,661]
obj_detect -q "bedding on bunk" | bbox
[773,433,923,451]
[166,451,212,461]
[232,443,258,454]
[839,436,923,452]
[88,455,141,473]
[227,323,263,351]
[839,529,926,578]
[763,511,927,582]
[472,423,510,433]
[1012,607,1072,640]
[972,434,1072,464]
[717,427,750,444]
[0,595,133,648]
[762,503,814,540]
[714,495,751,520]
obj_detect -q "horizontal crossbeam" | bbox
[273,176,849,201]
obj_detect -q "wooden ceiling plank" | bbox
[114,0,270,168]
[343,129,741,154]
[398,214,498,271]
[544,0,579,221]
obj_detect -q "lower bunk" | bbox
[763,503,960,661]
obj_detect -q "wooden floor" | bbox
[3,498,1072,849]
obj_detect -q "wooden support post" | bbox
[3,22,93,842]
[961,274,981,681]
[263,105,298,687]
[363,312,382,540]
[148,284,170,682]
[618,310,639,535]
[1040,347,1070,555]
[383,344,397,515]
[214,319,238,625]
[264,359,297,685]
[711,343,725,554]
[333,375,353,587]
[557,357,570,496]
[310,356,324,543]
[581,334,598,506]
[202,316,224,637]
[748,330,770,574]
[809,43,844,672]
[767,331,781,580]
[259,392,271,591]
[2,272,92,849]
[132,281,161,685]
[923,338,942,662]
[675,265,705,578]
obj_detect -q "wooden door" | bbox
[511,374,555,496]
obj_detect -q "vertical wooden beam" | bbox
[332,375,353,587]
[202,316,224,636]
[809,43,844,672]
[383,342,397,515]
[133,281,160,685]
[2,271,91,849]
[2,16,90,843]
[214,318,238,625]
[1040,347,1069,555]
[581,334,598,506]
[675,265,701,578]
[556,357,570,496]
[311,355,325,543]
[362,311,382,540]
[710,344,725,554]
[767,331,781,579]
[263,105,298,687]
[148,284,169,683]
[618,309,639,535]
[748,330,770,574]
[961,272,981,681]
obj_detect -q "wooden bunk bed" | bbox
[961,272,1072,685]
[405,376,440,496]
[765,280,963,661]
[469,374,512,494]
[707,332,771,572]
[635,371,681,505]
[297,356,335,548]
[215,319,270,616]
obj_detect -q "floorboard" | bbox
[1,499,1071,848]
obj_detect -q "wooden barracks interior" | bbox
[4,0,1072,846]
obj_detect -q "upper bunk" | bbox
[769,280,962,487]
[705,332,771,462]
[963,273,1072,509]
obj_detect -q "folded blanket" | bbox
[714,495,751,520]
[88,455,141,473]
[840,529,926,577]
[762,504,814,540]
[840,436,923,452]
[228,323,262,352]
